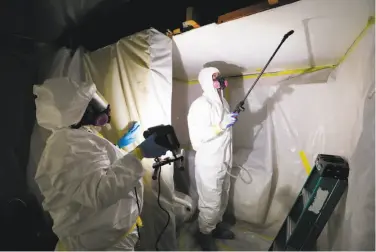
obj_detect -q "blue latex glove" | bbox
[219,112,239,129]
[117,122,140,148]
[138,134,169,158]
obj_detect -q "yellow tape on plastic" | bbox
[181,65,334,85]
[256,233,274,241]
[299,151,312,175]
[336,16,375,66]
[176,16,374,86]
[242,65,334,80]
[237,226,274,241]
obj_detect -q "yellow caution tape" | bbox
[56,240,65,251]
[242,65,335,80]
[176,16,374,86]
[336,16,375,66]
[237,226,274,241]
[299,150,312,175]
[96,131,105,138]
[178,234,185,250]
[122,216,143,237]
[180,65,335,85]
[255,233,274,241]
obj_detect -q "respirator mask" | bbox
[74,93,111,128]
[213,75,228,90]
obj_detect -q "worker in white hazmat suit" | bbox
[187,67,238,250]
[33,77,168,251]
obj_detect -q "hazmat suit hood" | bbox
[33,78,97,131]
[198,67,222,104]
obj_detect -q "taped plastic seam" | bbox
[299,151,312,175]
[317,23,375,251]
[173,25,375,251]
[177,65,335,85]
[84,29,176,250]
[171,14,374,252]
[175,15,374,85]
[336,16,375,66]
[248,16,374,183]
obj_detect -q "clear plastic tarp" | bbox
[27,29,191,251]
[172,24,375,250]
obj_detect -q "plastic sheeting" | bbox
[83,28,182,251]
[84,29,172,145]
[172,24,375,250]
[26,47,87,217]
[27,28,185,251]
[25,12,373,251]
[172,0,374,80]
[317,25,375,251]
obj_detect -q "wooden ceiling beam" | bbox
[217,0,299,24]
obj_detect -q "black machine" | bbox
[143,124,184,251]
[143,125,184,180]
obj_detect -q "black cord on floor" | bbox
[155,168,170,251]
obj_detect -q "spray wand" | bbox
[233,30,294,113]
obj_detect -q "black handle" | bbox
[284,30,295,39]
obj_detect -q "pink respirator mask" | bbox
[213,76,228,90]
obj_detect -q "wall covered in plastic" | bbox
[172,0,374,81]
[28,28,180,250]
[84,28,178,251]
[171,23,375,251]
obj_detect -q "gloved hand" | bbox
[219,113,239,130]
[138,134,169,158]
[117,122,140,148]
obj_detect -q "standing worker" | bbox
[33,78,168,251]
[187,67,239,250]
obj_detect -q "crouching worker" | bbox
[187,67,238,250]
[33,78,168,251]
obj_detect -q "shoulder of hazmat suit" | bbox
[187,67,233,235]
[33,77,144,251]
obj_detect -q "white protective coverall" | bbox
[33,77,144,251]
[187,67,233,234]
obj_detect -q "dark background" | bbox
[55,0,267,51]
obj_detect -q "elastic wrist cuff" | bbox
[213,125,223,135]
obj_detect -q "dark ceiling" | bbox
[1,0,268,52]
[55,0,267,51]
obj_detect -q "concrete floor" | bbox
[177,220,272,251]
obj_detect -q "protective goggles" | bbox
[87,93,111,126]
